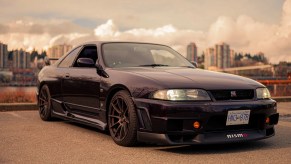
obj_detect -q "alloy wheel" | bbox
[108,90,138,146]
[109,96,130,141]
[38,85,52,121]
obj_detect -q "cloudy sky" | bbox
[0,0,290,63]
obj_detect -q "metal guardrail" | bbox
[222,65,273,72]
[257,80,291,85]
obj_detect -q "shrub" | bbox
[0,89,36,103]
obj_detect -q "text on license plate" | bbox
[226,110,250,126]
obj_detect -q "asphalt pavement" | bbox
[0,102,291,163]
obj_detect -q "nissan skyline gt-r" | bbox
[37,41,279,147]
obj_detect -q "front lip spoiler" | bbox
[137,129,274,145]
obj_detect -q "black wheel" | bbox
[38,85,53,121]
[108,90,138,146]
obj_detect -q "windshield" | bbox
[102,43,194,68]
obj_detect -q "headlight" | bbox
[256,88,271,99]
[151,89,211,101]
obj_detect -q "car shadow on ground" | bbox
[61,120,111,135]
[155,141,271,154]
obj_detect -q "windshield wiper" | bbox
[139,64,169,67]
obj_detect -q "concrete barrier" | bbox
[0,103,38,111]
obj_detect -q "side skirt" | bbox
[50,98,107,131]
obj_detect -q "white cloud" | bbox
[204,0,291,63]
[90,21,206,56]
[125,25,176,37]
[60,0,291,63]
[0,0,291,63]
[49,33,90,47]
[94,20,119,37]
[282,0,291,27]
[0,33,51,52]
[0,19,91,52]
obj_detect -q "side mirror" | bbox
[95,64,109,78]
[191,61,198,68]
[77,58,95,67]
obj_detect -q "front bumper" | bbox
[133,98,279,145]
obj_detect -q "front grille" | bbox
[209,90,254,101]
[204,114,265,132]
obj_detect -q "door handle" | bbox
[64,73,70,79]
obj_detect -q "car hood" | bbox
[113,67,264,90]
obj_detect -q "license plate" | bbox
[226,110,250,126]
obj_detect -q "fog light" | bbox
[193,121,200,129]
[266,117,270,124]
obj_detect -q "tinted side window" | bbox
[59,46,82,68]
[73,46,97,67]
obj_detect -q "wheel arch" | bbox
[37,78,58,105]
[37,81,47,103]
[37,80,51,97]
[105,84,132,120]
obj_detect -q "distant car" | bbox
[37,41,279,146]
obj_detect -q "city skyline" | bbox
[0,41,273,70]
[0,0,290,63]
[0,43,73,70]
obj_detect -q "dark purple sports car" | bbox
[37,41,279,146]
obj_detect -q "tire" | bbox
[38,85,53,121]
[108,90,138,146]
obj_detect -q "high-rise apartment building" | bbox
[186,42,198,62]
[230,49,235,67]
[48,44,73,59]
[0,42,8,68]
[204,48,216,69]
[215,42,230,69]
[204,42,234,70]
[12,49,31,69]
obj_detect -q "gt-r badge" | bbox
[226,133,248,139]
[231,91,237,98]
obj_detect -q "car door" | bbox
[55,46,82,114]
[62,45,101,117]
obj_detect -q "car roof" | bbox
[74,41,168,48]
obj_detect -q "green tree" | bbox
[31,49,39,62]
[38,50,47,59]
